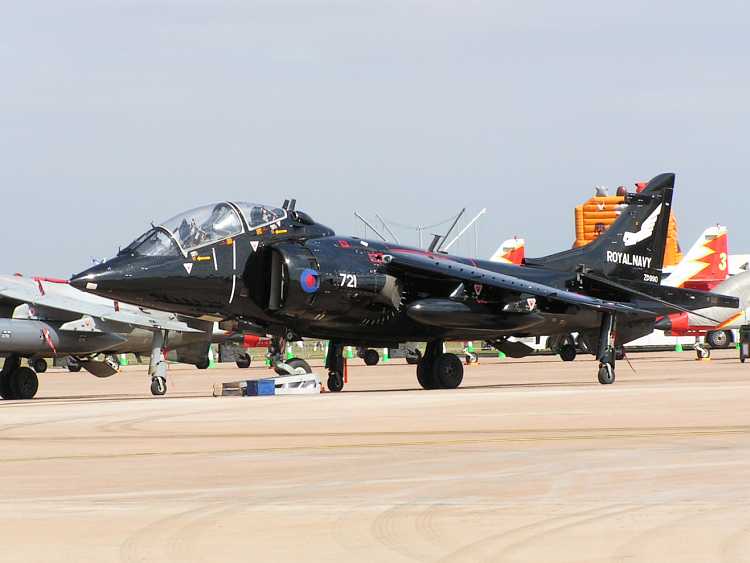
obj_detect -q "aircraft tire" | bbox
[559,344,577,362]
[11,367,38,400]
[597,364,615,385]
[287,358,312,374]
[0,372,14,399]
[363,349,380,366]
[67,358,82,372]
[31,358,48,373]
[1,356,21,399]
[434,353,463,389]
[327,371,344,392]
[416,360,438,389]
[275,357,311,375]
[696,346,710,360]
[150,376,167,396]
[236,355,252,369]
[195,358,210,370]
[707,330,732,349]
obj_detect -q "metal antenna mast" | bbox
[442,208,487,252]
[353,212,388,242]
[375,213,400,243]
[435,208,466,252]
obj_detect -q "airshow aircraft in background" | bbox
[0,275,250,399]
[656,270,750,357]
[661,225,729,291]
[71,173,738,394]
[489,237,526,265]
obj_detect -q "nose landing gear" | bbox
[325,341,345,392]
[148,330,168,396]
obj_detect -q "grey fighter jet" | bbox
[0,275,236,399]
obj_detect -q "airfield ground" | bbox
[1,350,750,562]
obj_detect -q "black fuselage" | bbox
[71,217,617,347]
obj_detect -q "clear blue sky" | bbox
[2,1,748,277]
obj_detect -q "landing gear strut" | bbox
[148,330,168,396]
[416,341,464,390]
[0,354,40,400]
[325,341,345,392]
[597,313,616,385]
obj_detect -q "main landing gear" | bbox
[416,341,464,390]
[597,313,617,385]
[0,354,40,400]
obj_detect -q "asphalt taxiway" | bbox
[1,350,749,562]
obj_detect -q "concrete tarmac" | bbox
[1,350,750,562]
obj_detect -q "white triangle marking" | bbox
[250,241,259,252]
[183,263,193,274]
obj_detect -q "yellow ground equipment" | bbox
[573,185,682,267]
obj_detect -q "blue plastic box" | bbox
[245,379,276,396]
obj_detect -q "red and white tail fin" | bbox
[662,225,728,290]
[489,237,525,265]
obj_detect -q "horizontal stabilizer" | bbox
[582,272,739,323]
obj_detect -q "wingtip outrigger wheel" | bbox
[596,312,617,385]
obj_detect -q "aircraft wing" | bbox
[0,282,203,333]
[385,252,654,317]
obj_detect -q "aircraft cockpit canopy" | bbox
[233,202,286,229]
[161,203,243,252]
[120,202,287,257]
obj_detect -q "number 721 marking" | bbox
[339,273,358,288]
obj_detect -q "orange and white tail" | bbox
[489,237,525,265]
[662,225,728,290]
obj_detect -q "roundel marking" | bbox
[300,268,320,293]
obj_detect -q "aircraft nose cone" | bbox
[69,270,100,291]
[70,263,127,294]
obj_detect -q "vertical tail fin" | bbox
[663,226,728,290]
[526,172,674,285]
[489,237,525,265]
